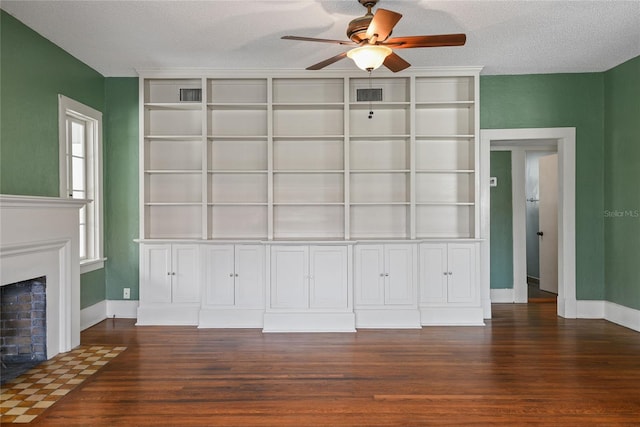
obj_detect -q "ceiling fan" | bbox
[282,0,466,73]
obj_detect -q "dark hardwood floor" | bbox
[32,304,640,426]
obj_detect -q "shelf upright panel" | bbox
[472,72,481,239]
[201,77,208,240]
[267,77,274,240]
[138,76,146,240]
[344,77,351,240]
[409,76,417,240]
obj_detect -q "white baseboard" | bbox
[80,300,139,330]
[420,306,485,326]
[137,304,198,325]
[490,288,515,303]
[263,312,356,332]
[604,301,640,332]
[199,308,264,328]
[107,300,139,319]
[355,309,421,329]
[80,300,107,331]
[576,300,605,318]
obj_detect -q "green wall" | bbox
[481,73,605,300]
[489,152,513,289]
[603,56,640,310]
[0,10,106,307]
[104,78,140,300]
[0,11,104,196]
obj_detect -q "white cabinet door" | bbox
[171,245,200,303]
[309,246,348,309]
[355,244,415,307]
[142,244,199,304]
[447,243,476,304]
[419,244,448,304]
[202,245,264,308]
[419,243,476,304]
[354,245,385,306]
[235,245,264,308]
[142,244,172,304]
[202,245,235,306]
[385,244,414,305]
[270,246,309,309]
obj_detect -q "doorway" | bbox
[480,128,576,319]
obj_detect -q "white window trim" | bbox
[58,95,106,274]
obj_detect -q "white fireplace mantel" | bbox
[1,194,86,358]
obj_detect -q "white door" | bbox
[270,246,308,309]
[309,246,348,309]
[447,244,476,303]
[172,245,200,303]
[142,244,172,304]
[538,154,559,294]
[235,245,264,308]
[384,244,414,305]
[202,245,235,306]
[354,245,385,306]
[419,243,448,304]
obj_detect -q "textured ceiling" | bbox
[2,0,639,77]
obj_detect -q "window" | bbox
[58,95,104,273]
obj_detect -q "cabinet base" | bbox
[355,309,422,329]
[136,305,200,326]
[419,306,485,326]
[198,309,264,328]
[263,312,356,332]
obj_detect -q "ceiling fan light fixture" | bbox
[347,45,392,71]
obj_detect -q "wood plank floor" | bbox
[32,304,640,426]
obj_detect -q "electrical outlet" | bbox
[123,288,130,299]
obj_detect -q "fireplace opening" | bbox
[1,276,47,384]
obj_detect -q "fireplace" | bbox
[0,195,85,364]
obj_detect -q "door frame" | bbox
[479,128,576,319]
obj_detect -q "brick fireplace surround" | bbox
[0,195,85,360]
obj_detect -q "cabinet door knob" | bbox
[235,273,239,277]
[443,272,448,276]
[172,272,176,276]
[167,272,171,276]
[229,273,234,277]
[385,273,389,277]
[380,273,385,277]
[448,272,453,275]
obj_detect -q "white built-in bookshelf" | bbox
[138,69,483,330]
[140,69,480,242]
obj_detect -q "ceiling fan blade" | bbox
[366,9,402,42]
[384,33,467,48]
[306,52,348,70]
[282,35,356,46]
[383,52,411,73]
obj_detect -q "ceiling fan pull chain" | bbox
[368,69,374,119]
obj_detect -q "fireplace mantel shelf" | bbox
[0,194,88,209]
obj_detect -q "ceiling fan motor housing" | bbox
[347,14,373,43]
[348,0,380,43]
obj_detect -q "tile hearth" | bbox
[1,345,125,424]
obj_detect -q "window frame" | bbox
[58,95,105,273]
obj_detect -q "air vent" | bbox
[179,88,202,102]
[356,88,383,102]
